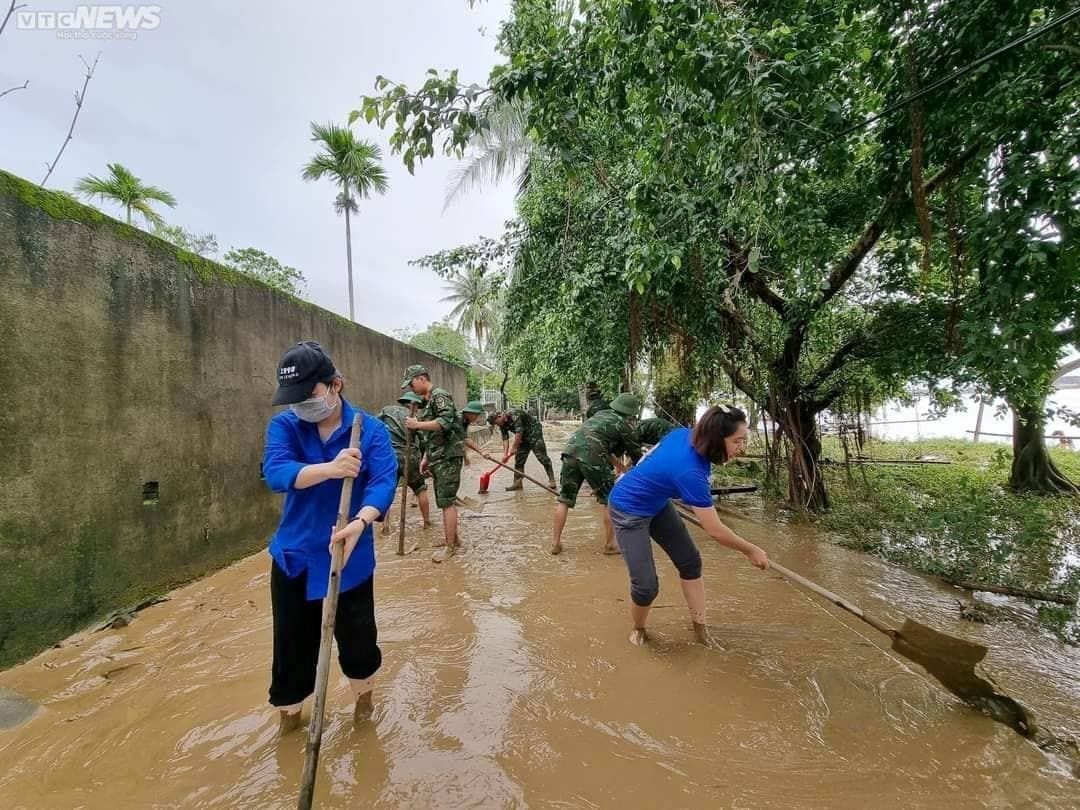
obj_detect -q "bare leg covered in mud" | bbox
[433,504,460,562]
[278,702,304,735]
[417,489,432,528]
[680,577,714,646]
[600,506,618,554]
[350,676,375,724]
[551,502,569,555]
[551,503,617,556]
[629,602,650,646]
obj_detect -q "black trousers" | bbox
[268,560,382,707]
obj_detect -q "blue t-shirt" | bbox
[608,428,712,517]
[262,399,398,600]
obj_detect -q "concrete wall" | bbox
[0,170,466,667]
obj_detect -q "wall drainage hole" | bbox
[142,481,160,506]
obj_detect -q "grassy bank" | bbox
[714,438,1080,643]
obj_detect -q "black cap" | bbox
[272,341,338,405]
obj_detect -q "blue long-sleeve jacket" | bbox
[262,399,398,599]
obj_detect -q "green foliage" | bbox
[154,222,218,258]
[401,320,471,367]
[440,265,501,348]
[74,162,177,227]
[302,122,389,200]
[361,0,1080,508]
[221,247,307,298]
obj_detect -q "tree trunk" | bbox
[343,180,356,322]
[783,403,830,511]
[1008,399,1078,494]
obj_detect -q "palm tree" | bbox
[443,98,531,211]
[74,163,176,227]
[302,122,388,322]
[441,266,498,348]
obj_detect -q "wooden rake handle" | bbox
[397,403,418,556]
[673,504,896,639]
[298,414,363,810]
[481,453,557,493]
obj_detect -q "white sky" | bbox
[0,0,517,336]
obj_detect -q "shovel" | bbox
[479,452,513,494]
[298,414,362,810]
[673,505,1035,738]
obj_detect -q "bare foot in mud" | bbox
[278,710,302,737]
[549,543,563,556]
[353,692,374,725]
[602,544,621,555]
[629,628,649,646]
[432,539,460,564]
[692,621,721,648]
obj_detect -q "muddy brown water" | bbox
[2,424,1078,808]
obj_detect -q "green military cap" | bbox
[398,391,424,406]
[462,400,485,415]
[610,392,641,417]
[400,364,429,389]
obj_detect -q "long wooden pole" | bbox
[397,403,418,555]
[297,414,362,810]
[481,453,556,493]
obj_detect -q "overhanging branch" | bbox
[721,235,787,315]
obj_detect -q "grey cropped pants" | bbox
[610,502,703,607]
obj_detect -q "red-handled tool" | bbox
[478,453,513,494]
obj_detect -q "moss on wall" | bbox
[0,169,466,667]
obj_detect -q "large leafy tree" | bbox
[302,122,389,322]
[75,163,176,227]
[222,247,307,298]
[361,0,1079,507]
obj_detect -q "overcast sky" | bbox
[1,0,516,337]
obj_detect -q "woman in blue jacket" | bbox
[262,341,398,733]
[608,405,768,646]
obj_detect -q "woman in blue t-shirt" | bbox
[608,405,768,645]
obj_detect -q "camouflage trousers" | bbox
[557,453,615,508]
[429,456,463,509]
[395,449,427,495]
[513,438,555,481]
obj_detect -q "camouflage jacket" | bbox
[636,417,675,447]
[564,409,641,465]
[499,408,544,445]
[419,387,464,460]
[378,404,421,453]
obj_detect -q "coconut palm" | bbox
[441,266,499,349]
[302,122,388,322]
[442,98,532,211]
[74,163,177,227]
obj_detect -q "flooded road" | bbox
[1,423,1078,808]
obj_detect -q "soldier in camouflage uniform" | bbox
[585,398,611,419]
[377,391,431,533]
[488,407,557,490]
[551,392,642,556]
[402,365,466,554]
[635,416,675,448]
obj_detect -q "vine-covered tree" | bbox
[360,0,1079,507]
